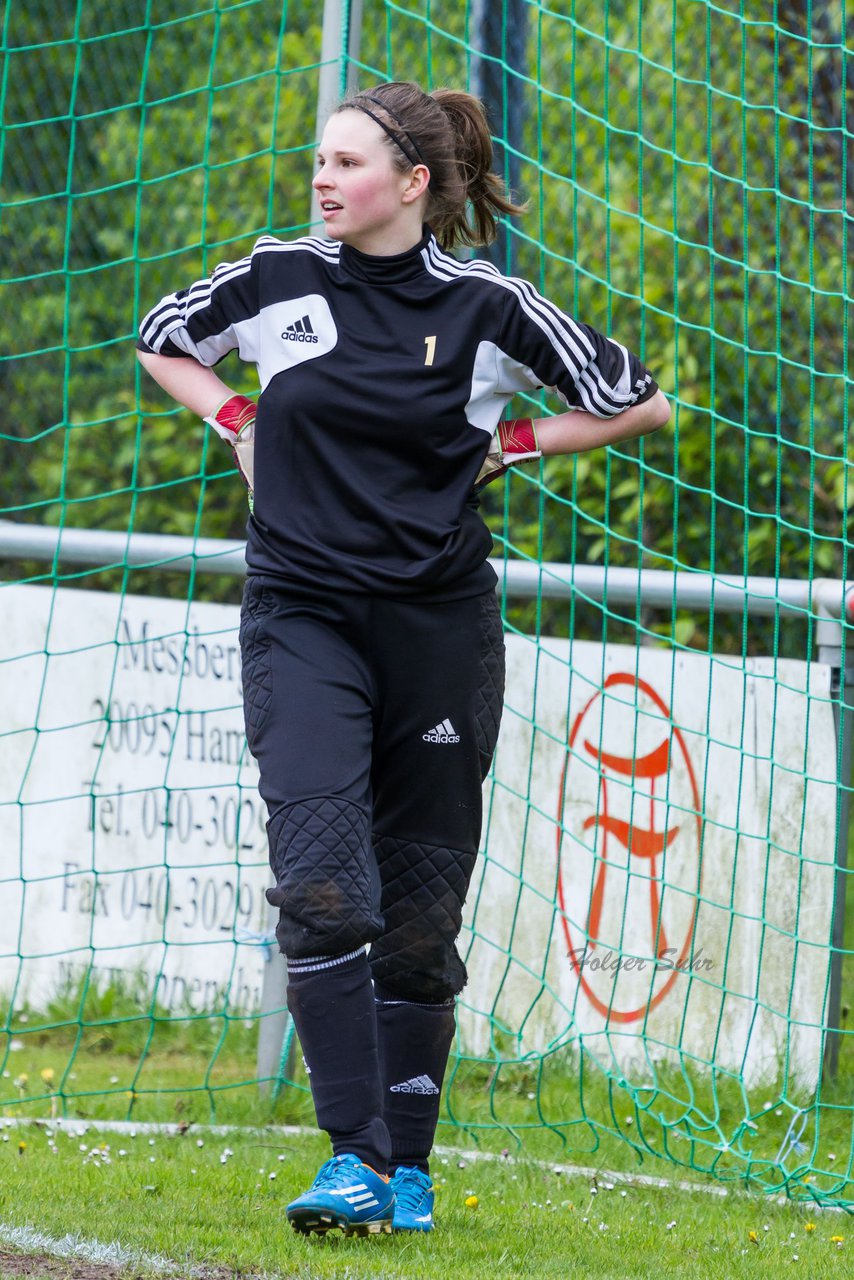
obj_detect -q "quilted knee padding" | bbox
[369,834,477,1002]
[265,796,383,957]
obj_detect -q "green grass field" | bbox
[1,1020,852,1279]
[3,1005,852,1188]
[2,838,851,1277]
[1,1115,851,1280]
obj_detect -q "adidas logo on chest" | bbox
[256,294,338,389]
[281,314,319,343]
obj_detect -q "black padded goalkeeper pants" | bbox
[238,579,505,1001]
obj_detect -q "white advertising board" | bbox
[465,635,838,1090]
[0,585,839,1089]
[0,584,269,1015]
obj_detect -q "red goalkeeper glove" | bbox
[204,394,256,505]
[475,418,541,487]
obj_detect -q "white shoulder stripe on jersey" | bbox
[181,239,337,317]
[424,240,596,365]
[253,234,341,261]
[156,252,258,329]
[180,253,258,323]
[421,241,588,383]
[427,242,639,413]
[184,252,254,296]
[423,241,642,417]
[180,238,341,327]
[140,236,341,350]
[139,259,256,346]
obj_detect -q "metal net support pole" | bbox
[817,603,854,1080]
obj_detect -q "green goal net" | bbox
[1,0,851,1211]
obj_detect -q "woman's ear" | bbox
[401,164,431,204]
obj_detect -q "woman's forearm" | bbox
[136,350,235,418]
[534,389,670,456]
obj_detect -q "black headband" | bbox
[352,95,427,172]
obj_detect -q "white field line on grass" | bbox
[0,1220,183,1275]
[4,1115,841,1211]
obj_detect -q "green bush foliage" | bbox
[1,0,849,651]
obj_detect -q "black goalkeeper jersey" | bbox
[138,226,657,599]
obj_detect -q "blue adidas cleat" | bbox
[390,1164,434,1232]
[286,1153,395,1236]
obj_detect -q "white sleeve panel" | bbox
[138,250,261,367]
[464,340,542,435]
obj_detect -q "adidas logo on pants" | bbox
[422,718,460,744]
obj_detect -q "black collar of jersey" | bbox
[338,225,434,284]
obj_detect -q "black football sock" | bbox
[286,947,391,1174]
[375,983,456,1175]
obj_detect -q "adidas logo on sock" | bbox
[281,315,319,343]
[422,718,460,744]
[389,1074,440,1095]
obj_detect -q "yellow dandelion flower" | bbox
[748,1231,760,1244]
[830,1235,844,1244]
[465,1195,479,1209]
[40,1068,55,1085]
[17,1141,26,1154]
[804,1222,816,1232]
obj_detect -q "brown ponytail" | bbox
[336,81,527,251]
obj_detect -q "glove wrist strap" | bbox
[205,393,256,441]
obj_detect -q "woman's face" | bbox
[313,109,428,254]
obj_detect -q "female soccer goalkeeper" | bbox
[137,79,669,1237]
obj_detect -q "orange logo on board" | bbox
[556,672,704,1024]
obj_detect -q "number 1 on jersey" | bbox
[424,335,437,366]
